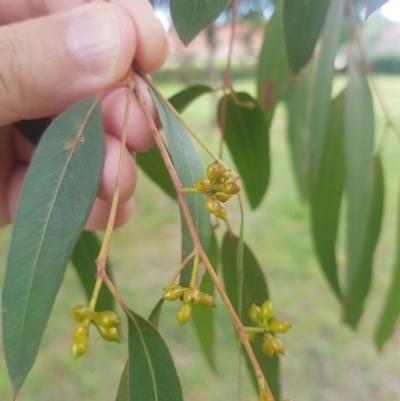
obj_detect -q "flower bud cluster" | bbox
[195,161,241,220]
[163,284,216,325]
[70,305,121,358]
[246,300,291,359]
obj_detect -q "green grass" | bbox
[1,75,400,400]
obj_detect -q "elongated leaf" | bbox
[192,233,218,371]
[115,300,165,401]
[150,89,211,286]
[221,233,280,400]
[343,60,380,327]
[137,86,213,201]
[374,181,400,349]
[148,298,165,327]
[71,231,114,312]
[127,309,183,401]
[366,0,390,20]
[170,0,231,45]
[257,0,290,127]
[2,97,104,394]
[285,0,344,202]
[309,93,345,299]
[169,85,212,113]
[308,0,345,179]
[137,147,176,200]
[344,60,375,288]
[284,70,314,201]
[283,0,331,76]
[217,92,269,209]
[343,156,384,327]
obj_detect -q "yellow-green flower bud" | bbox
[71,335,88,358]
[195,178,212,194]
[214,192,231,202]
[95,324,120,342]
[176,303,192,325]
[163,283,181,291]
[260,300,274,325]
[73,324,89,339]
[96,311,121,328]
[183,287,201,305]
[248,304,261,324]
[71,305,91,322]
[204,197,221,214]
[163,285,185,301]
[219,182,241,195]
[261,334,274,358]
[267,319,292,334]
[268,335,285,355]
[213,201,227,220]
[206,161,221,182]
[216,169,231,184]
[200,292,216,308]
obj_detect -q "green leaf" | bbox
[115,301,166,401]
[192,233,218,371]
[309,92,345,299]
[217,92,270,209]
[284,0,344,201]
[344,60,376,299]
[71,231,114,312]
[283,0,331,76]
[343,155,384,327]
[221,233,280,400]
[284,71,313,201]
[127,309,183,401]
[374,181,400,350]
[148,298,165,327]
[2,97,104,395]
[137,86,213,202]
[257,0,290,127]
[170,0,231,45]
[149,89,211,287]
[343,60,382,327]
[137,147,176,200]
[366,0,390,20]
[308,0,345,180]
[284,0,344,203]
[169,85,212,113]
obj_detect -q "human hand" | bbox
[0,0,168,230]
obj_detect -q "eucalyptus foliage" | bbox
[1,1,399,400]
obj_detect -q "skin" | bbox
[0,0,168,230]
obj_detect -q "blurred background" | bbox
[1,1,400,400]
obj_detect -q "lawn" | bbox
[1,75,400,401]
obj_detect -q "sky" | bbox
[381,1,400,22]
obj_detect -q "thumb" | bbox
[0,3,137,125]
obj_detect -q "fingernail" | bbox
[67,7,120,77]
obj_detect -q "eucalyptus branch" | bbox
[169,251,196,284]
[102,271,130,313]
[346,0,400,144]
[133,77,275,401]
[91,78,133,310]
